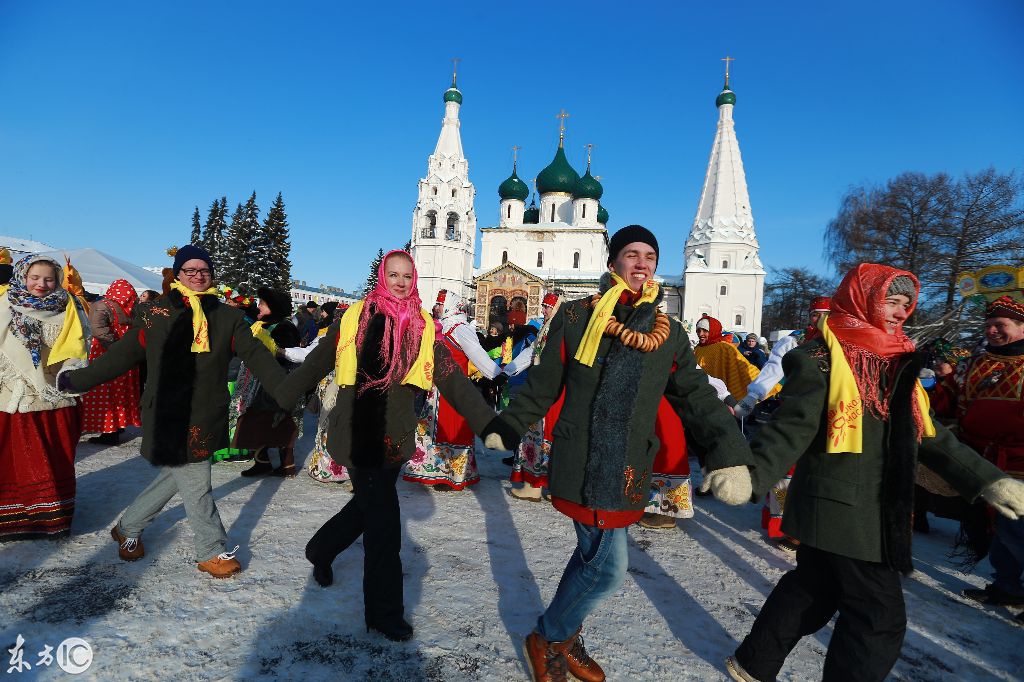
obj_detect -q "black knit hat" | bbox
[607,225,659,265]
[172,244,215,277]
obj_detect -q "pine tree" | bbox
[190,207,202,246]
[241,192,271,292]
[364,248,385,294]
[201,197,229,271]
[263,192,292,291]
[220,202,248,291]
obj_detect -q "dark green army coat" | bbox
[747,338,1004,571]
[488,287,750,514]
[273,318,495,470]
[66,289,286,466]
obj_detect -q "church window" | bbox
[581,204,587,219]
[573,252,580,269]
[446,212,459,240]
[502,251,508,264]
[550,204,556,222]
[452,189,457,198]
[433,187,438,196]
[422,211,437,238]
[537,251,544,267]
[722,259,729,268]
[507,204,512,219]
[720,284,728,296]
[735,314,743,325]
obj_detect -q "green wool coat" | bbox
[491,294,750,513]
[273,320,496,470]
[747,338,1005,567]
[67,290,287,466]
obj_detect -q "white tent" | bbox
[33,247,163,295]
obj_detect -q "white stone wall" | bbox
[499,199,525,227]
[571,198,599,227]
[681,268,765,335]
[479,227,607,277]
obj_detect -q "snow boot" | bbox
[197,546,241,578]
[89,431,120,445]
[366,617,413,642]
[726,656,762,682]
[241,448,273,477]
[962,584,1024,607]
[523,632,569,682]
[271,447,296,478]
[511,481,544,502]
[111,524,144,561]
[639,512,677,530]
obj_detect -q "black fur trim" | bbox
[880,353,926,574]
[583,275,665,508]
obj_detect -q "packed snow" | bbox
[2,414,1021,681]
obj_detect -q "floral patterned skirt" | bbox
[645,474,694,519]
[306,373,349,484]
[510,419,550,488]
[402,388,479,490]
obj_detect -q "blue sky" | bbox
[1,1,1022,291]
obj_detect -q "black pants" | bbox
[305,466,403,623]
[735,545,906,682]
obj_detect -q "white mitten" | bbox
[699,466,753,505]
[981,478,1024,520]
[484,433,507,451]
[733,395,757,420]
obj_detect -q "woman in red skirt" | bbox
[82,279,140,445]
[0,255,89,541]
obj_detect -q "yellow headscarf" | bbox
[170,281,219,353]
[818,314,935,453]
[334,299,434,389]
[574,273,659,367]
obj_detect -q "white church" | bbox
[411,64,766,334]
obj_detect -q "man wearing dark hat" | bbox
[934,295,1024,614]
[483,225,750,681]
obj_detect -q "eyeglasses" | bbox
[180,268,212,277]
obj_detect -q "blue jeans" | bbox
[991,513,1024,595]
[537,521,629,642]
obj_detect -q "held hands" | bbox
[733,395,757,420]
[981,478,1024,520]
[699,466,753,506]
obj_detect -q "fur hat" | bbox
[172,244,214,277]
[257,287,293,324]
[607,224,659,265]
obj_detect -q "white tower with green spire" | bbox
[681,59,766,334]
[410,63,477,307]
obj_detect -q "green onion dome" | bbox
[498,170,530,201]
[573,167,603,200]
[716,86,736,107]
[444,86,463,105]
[523,199,540,224]
[536,145,580,194]
[597,204,609,224]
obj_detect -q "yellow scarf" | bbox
[574,273,659,367]
[47,296,89,366]
[170,281,219,353]
[250,320,278,355]
[334,300,435,390]
[819,314,935,453]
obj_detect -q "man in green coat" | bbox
[703,264,1024,682]
[61,245,286,579]
[483,225,751,682]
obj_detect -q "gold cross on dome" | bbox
[451,57,461,85]
[721,55,734,86]
[557,109,570,145]
[584,143,594,167]
[512,145,520,170]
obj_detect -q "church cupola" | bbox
[597,203,609,227]
[499,147,529,226]
[571,144,603,227]
[537,109,579,224]
[523,194,540,224]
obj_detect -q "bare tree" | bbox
[762,267,835,334]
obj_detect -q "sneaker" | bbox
[638,512,677,530]
[726,656,761,682]
[197,546,242,578]
[962,584,1024,607]
[111,524,144,561]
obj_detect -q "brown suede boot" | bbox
[271,447,296,478]
[552,628,605,682]
[523,632,569,682]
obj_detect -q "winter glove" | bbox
[699,465,753,506]
[484,434,506,450]
[481,416,519,452]
[733,395,757,420]
[981,478,1024,520]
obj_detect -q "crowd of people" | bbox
[2,230,1023,681]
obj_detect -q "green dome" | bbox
[716,87,736,107]
[523,199,540,224]
[597,204,609,224]
[444,87,463,105]
[573,167,603,200]
[498,170,529,201]
[536,145,580,194]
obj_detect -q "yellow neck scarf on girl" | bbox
[574,272,659,367]
[170,281,219,353]
[250,320,278,355]
[47,296,89,366]
[818,314,935,454]
[334,300,435,390]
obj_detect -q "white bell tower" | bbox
[411,61,477,307]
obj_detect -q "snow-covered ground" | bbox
[2,415,1022,681]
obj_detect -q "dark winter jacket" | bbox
[88,298,131,348]
[745,338,1005,572]
[273,314,495,469]
[65,289,287,466]
[485,285,751,519]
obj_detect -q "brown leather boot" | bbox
[271,447,296,478]
[552,628,605,682]
[523,632,569,682]
[111,524,144,561]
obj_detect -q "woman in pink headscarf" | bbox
[271,250,494,642]
[82,279,141,445]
